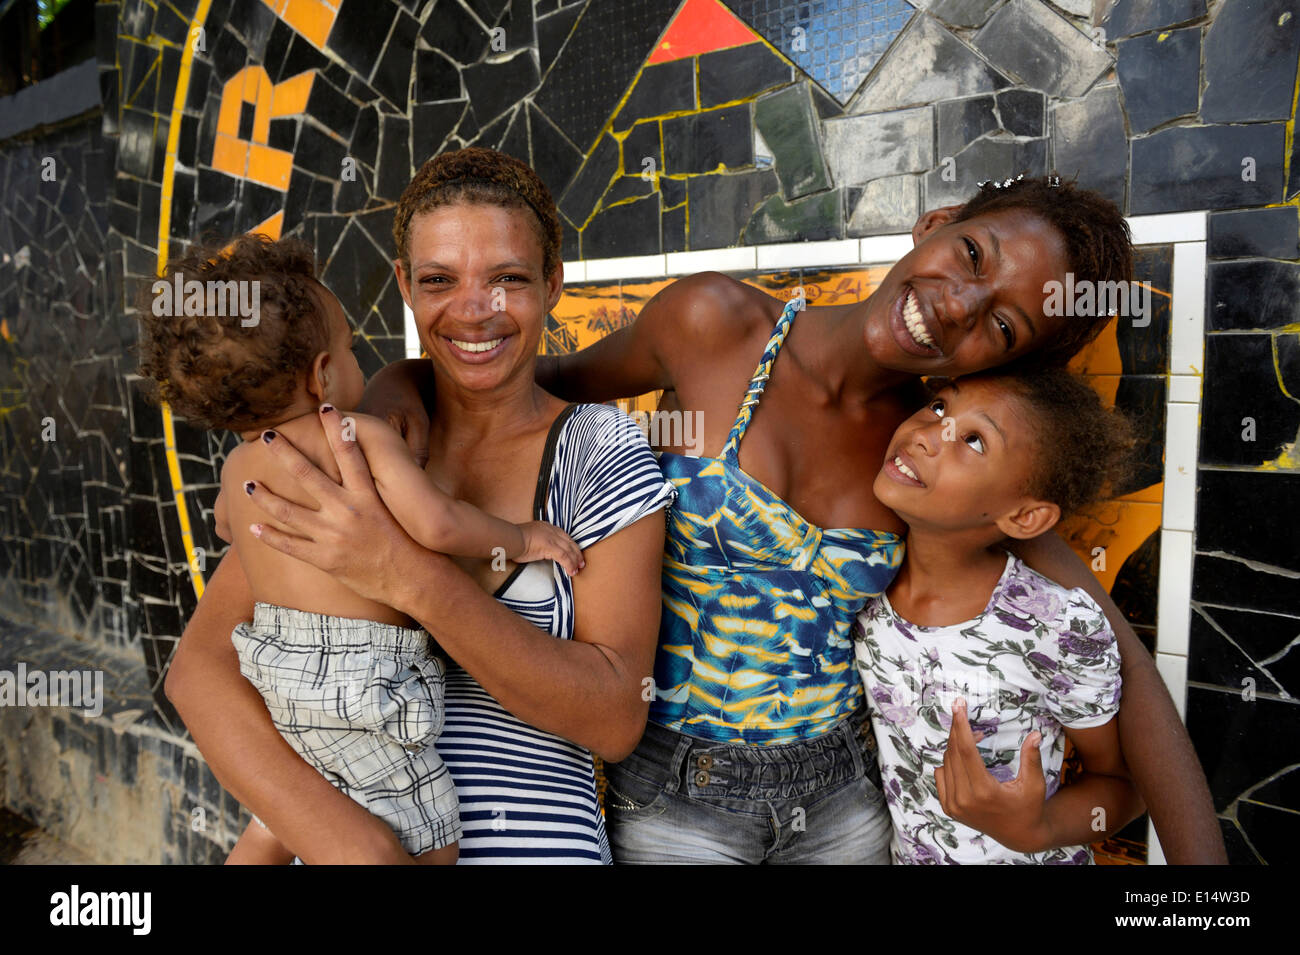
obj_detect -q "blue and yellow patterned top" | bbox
[649,297,905,745]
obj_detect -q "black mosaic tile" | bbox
[745,188,843,244]
[613,58,696,133]
[1195,469,1300,574]
[463,52,539,130]
[350,104,380,169]
[1202,0,1300,123]
[307,76,360,144]
[661,202,686,253]
[754,83,829,200]
[210,24,249,84]
[158,44,181,116]
[117,108,154,180]
[604,174,655,205]
[420,0,491,65]
[698,42,792,109]
[411,101,464,165]
[1208,207,1300,261]
[936,94,998,160]
[473,108,513,151]
[558,131,619,227]
[972,0,1111,98]
[1120,245,1173,376]
[234,181,285,235]
[498,108,530,165]
[995,88,1043,138]
[415,49,461,103]
[466,0,511,22]
[1187,686,1300,822]
[923,134,1046,209]
[1236,799,1300,864]
[293,124,350,180]
[1199,334,1297,467]
[582,193,661,258]
[278,32,330,83]
[1130,124,1286,214]
[537,2,584,74]
[660,175,686,208]
[498,0,536,52]
[1189,608,1279,696]
[917,0,1002,29]
[1207,260,1300,331]
[663,104,752,176]
[1116,27,1199,134]
[851,11,1011,114]
[372,9,419,112]
[686,167,779,249]
[622,121,660,177]
[322,222,394,334]
[375,114,411,202]
[1101,0,1207,37]
[534,0,679,151]
[328,0,398,81]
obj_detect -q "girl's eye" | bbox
[963,237,980,271]
[420,275,448,286]
[928,398,945,417]
[995,316,1015,349]
[964,433,986,454]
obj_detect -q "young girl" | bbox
[855,367,1144,864]
[137,234,583,864]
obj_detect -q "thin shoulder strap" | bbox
[720,297,801,461]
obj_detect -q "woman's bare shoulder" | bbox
[641,272,781,346]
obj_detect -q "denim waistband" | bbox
[632,710,880,801]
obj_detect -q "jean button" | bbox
[694,770,710,786]
[696,754,713,770]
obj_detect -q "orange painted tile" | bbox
[283,0,338,48]
[270,69,314,117]
[647,0,760,64]
[247,142,294,191]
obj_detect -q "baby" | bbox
[855,366,1144,864]
[137,234,582,864]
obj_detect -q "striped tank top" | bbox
[649,297,904,745]
[440,403,675,863]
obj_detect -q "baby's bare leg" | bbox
[226,820,297,865]
[414,841,458,865]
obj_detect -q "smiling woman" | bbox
[164,148,675,864]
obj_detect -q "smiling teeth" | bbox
[903,291,935,347]
[894,456,920,482]
[451,338,503,353]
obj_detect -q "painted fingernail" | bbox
[249,524,263,538]
[262,429,276,443]
[243,480,255,495]
[320,404,334,414]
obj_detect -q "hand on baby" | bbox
[518,521,585,576]
[934,697,1048,853]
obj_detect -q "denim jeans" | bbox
[605,708,891,864]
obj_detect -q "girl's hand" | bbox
[517,521,585,576]
[935,698,1050,853]
[245,406,427,610]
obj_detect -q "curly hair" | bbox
[393,146,563,278]
[954,175,1134,369]
[135,234,332,432]
[955,366,1137,519]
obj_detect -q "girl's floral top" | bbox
[853,552,1122,865]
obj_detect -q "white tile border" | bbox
[1156,651,1189,723]
[557,212,1210,284]
[1157,528,1196,657]
[1171,241,1207,376]
[1162,402,1200,533]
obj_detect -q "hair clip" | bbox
[1047,174,1061,188]
[978,173,1026,191]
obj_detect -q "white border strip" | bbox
[559,213,1210,281]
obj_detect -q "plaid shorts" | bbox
[232,603,461,855]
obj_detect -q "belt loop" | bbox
[663,725,693,796]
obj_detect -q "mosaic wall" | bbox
[0,0,1297,863]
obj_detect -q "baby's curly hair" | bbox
[393,146,563,278]
[954,175,1134,369]
[135,234,332,432]
[954,367,1136,520]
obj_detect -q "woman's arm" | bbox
[1008,531,1227,863]
[164,547,413,864]
[246,408,665,761]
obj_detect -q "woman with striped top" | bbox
[165,148,673,864]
